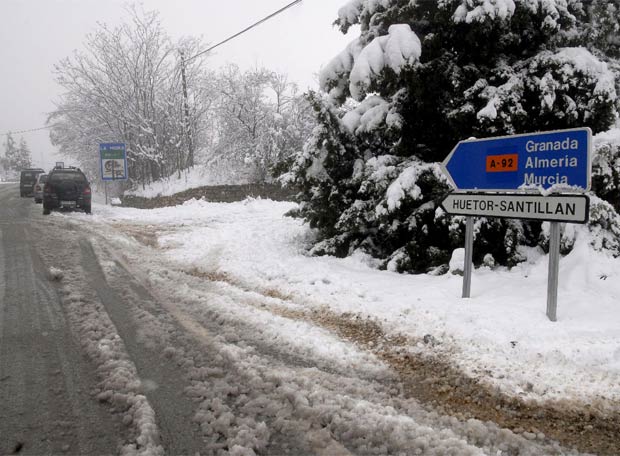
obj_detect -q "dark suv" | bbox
[20,168,45,197]
[43,166,92,215]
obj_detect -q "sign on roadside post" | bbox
[99,143,128,181]
[439,128,592,322]
[100,143,128,206]
[441,128,591,192]
[441,193,590,223]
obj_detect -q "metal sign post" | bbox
[546,222,561,321]
[439,128,591,321]
[462,216,474,298]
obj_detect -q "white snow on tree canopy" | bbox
[471,47,617,131]
[451,0,575,30]
[453,0,516,23]
[319,38,363,99]
[476,97,498,120]
[552,47,617,99]
[339,0,392,22]
[384,161,445,212]
[337,0,364,27]
[349,24,421,101]
[341,96,391,134]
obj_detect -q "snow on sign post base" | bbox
[440,128,591,321]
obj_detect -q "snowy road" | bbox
[0,185,611,455]
[0,184,122,454]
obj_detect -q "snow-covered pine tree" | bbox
[16,138,33,170]
[3,133,32,173]
[2,133,17,174]
[286,0,620,272]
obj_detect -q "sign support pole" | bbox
[104,181,108,205]
[546,222,561,321]
[462,216,474,298]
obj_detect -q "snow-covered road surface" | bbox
[85,198,620,406]
[3,185,618,454]
[69,205,579,455]
[65,196,620,454]
[0,184,122,454]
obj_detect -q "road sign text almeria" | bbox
[441,128,591,192]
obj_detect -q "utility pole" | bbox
[179,50,194,170]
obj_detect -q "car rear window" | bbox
[50,172,87,183]
[22,172,35,178]
[39,175,48,183]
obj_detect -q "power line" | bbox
[3,0,303,138]
[1,125,55,137]
[182,0,303,64]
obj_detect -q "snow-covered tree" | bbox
[48,6,208,186]
[2,133,32,173]
[208,65,315,182]
[16,138,33,170]
[2,133,17,175]
[286,0,620,272]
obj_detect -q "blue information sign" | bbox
[441,128,591,192]
[99,143,128,181]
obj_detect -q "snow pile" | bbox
[86,198,620,410]
[37,237,163,456]
[48,266,64,281]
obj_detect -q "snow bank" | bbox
[87,198,620,409]
[125,164,251,198]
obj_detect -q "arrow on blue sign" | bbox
[440,128,591,192]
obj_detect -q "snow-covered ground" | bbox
[77,197,619,413]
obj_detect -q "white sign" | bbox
[101,159,127,179]
[441,193,589,223]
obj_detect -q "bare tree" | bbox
[49,6,208,186]
[206,65,314,182]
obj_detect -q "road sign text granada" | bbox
[523,137,580,186]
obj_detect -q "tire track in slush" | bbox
[86,230,572,456]
[79,238,207,455]
[0,203,120,455]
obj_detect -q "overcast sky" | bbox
[0,0,355,169]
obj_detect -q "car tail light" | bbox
[35,185,41,191]
[44,184,51,194]
[83,186,91,195]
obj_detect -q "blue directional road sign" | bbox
[441,128,591,192]
[100,143,128,181]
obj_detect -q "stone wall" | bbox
[120,183,297,209]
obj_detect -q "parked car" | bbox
[33,173,48,204]
[43,166,91,215]
[19,168,45,197]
